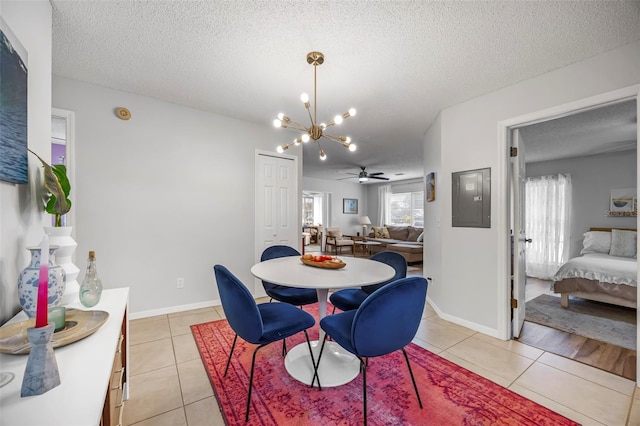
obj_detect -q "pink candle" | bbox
[35,235,49,328]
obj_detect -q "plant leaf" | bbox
[28,149,71,215]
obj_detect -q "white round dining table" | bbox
[250,256,394,387]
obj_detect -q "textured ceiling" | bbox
[51,1,640,182]
[522,100,637,164]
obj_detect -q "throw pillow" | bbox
[371,226,390,238]
[609,229,637,258]
[580,231,612,255]
[407,226,423,242]
[386,225,409,240]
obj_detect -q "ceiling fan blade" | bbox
[370,176,390,180]
[345,172,359,176]
[337,176,357,180]
[368,172,385,176]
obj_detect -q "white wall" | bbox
[303,177,367,236]
[0,1,52,324]
[52,76,301,316]
[527,150,637,259]
[423,114,442,300]
[426,40,640,335]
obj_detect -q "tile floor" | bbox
[124,279,640,426]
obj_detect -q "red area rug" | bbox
[192,304,578,425]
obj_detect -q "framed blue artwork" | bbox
[0,17,28,184]
[343,198,358,214]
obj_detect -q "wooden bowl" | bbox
[300,257,346,269]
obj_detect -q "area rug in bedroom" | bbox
[191,314,577,425]
[525,294,636,350]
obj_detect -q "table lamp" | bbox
[360,216,371,236]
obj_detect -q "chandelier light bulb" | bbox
[319,149,327,160]
[334,115,343,125]
[273,119,282,128]
[349,108,357,116]
[345,136,351,143]
[276,145,284,153]
[301,93,309,103]
[301,134,310,143]
[349,143,357,152]
[277,113,285,120]
[320,122,327,129]
[294,137,301,146]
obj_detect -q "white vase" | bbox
[17,247,65,317]
[44,226,79,305]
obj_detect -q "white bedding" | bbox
[552,253,637,287]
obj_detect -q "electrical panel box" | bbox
[452,167,491,228]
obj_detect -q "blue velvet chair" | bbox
[330,251,407,312]
[213,265,317,422]
[260,245,318,306]
[315,276,428,425]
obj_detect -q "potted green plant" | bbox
[28,148,71,226]
[28,148,79,304]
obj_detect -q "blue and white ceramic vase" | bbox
[17,246,66,318]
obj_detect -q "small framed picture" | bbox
[343,198,358,214]
[426,172,435,202]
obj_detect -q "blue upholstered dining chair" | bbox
[315,276,428,426]
[260,245,318,306]
[330,251,407,312]
[213,265,317,422]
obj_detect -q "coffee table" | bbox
[354,240,382,257]
[250,256,394,387]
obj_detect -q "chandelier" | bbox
[274,51,357,160]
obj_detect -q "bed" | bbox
[552,228,637,308]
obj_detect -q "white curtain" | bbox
[525,173,572,279]
[377,185,390,226]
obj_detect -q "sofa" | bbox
[367,225,423,264]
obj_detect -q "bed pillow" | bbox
[609,229,637,258]
[580,231,611,255]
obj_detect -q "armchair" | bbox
[325,227,354,255]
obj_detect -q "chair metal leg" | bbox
[224,334,238,376]
[282,339,287,356]
[311,334,328,389]
[246,343,267,422]
[360,357,368,426]
[303,330,321,390]
[402,348,423,408]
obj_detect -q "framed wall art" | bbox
[343,198,358,214]
[0,17,28,184]
[426,172,435,202]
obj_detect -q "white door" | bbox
[512,129,527,338]
[255,152,298,294]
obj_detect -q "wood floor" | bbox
[517,319,637,380]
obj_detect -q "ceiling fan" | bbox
[339,166,390,183]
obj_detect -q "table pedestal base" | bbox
[284,340,360,387]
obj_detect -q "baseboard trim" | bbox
[130,299,222,320]
[427,296,502,339]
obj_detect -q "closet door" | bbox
[255,152,298,293]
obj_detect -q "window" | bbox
[303,196,314,224]
[386,191,424,226]
[525,173,572,279]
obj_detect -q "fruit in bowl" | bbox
[300,253,346,268]
[302,253,342,263]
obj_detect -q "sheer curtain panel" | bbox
[525,174,572,279]
[377,185,390,226]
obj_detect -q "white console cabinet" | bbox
[0,288,129,426]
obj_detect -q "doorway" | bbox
[504,87,639,379]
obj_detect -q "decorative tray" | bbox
[0,308,110,355]
[300,257,346,269]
